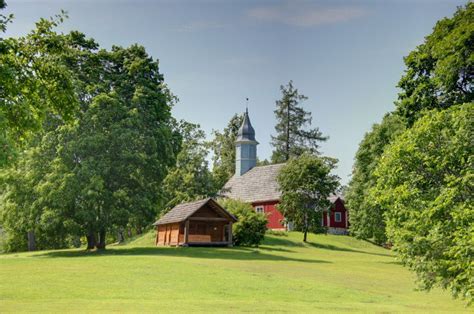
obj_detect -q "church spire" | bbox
[235,108,258,176]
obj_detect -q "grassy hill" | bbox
[0,232,469,313]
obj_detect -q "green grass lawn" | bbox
[0,232,470,313]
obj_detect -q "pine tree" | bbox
[271,81,326,163]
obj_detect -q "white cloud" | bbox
[247,2,367,27]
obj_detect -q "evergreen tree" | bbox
[271,81,326,163]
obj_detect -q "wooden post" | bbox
[228,222,233,247]
[155,226,159,246]
[184,219,189,246]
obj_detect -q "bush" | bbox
[219,199,267,247]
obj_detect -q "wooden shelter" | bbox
[153,198,237,247]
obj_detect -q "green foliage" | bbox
[346,113,406,244]
[161,121,217,210]
[0,14,79,166]
[396,3,474,125]
[0,0,12,33]
[210,114,243,189]
[372,104,473,302]
[271,81,326,163]
[219,199,267,247]
[277,153,339,241]
[0,27,178,251]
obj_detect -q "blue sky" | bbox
[3,0,465,184]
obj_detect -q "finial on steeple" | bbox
[246,98,249,114]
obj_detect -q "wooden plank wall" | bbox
[157,223,182,246]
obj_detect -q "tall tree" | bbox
[161,121,216,211]
[372,103,473,303]
[346,113,405,244]
[0,13,79,166]
[277,153,339,242]
[210,114,243,189]
[271,81,326,163]
[0,33,178,251]
[396,3,473,126]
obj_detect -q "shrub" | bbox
[219,199,267,247]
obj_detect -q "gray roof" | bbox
[222,163,344,205]
[222,163,285,203]
[236,109,257,143]
[153,198,236,225]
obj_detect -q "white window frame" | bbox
[255,206,264,214]
[334,212,342,222]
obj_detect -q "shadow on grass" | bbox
[35,246,330,264]
[265,236,392,257]
[306,241,392,257]
[380,260,403,265]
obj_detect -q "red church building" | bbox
[222,109,349,233]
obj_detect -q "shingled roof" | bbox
[222,163,285,203]
[153,198,236,226]
[222,163,345,205]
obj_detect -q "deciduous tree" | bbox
[346,113,405,244]
[210,114,243,189]
[396,3,473,125]
[372,103,473,302]
[0,13,79,166]
[277,153,339,242]
[161,121,216,211]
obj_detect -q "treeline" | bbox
[0,2,329,252]
[346,4,473,302]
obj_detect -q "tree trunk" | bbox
[303,212,308,242]
[96,229,106,250]
[72,236,81,248]
[286,102,290,161]
[117,229,125,243]
[127,228,132,238]
[86,232,96,250]
[27,230,36,251]
[136,226,142,235]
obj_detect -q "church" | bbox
[222,110,349,233]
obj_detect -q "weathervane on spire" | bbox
[246,97,249,114]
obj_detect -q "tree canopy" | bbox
[0,14,79,166]
[372,103,473,302]
[210,113,243,189]
[0,21,179,251]
[161,121,216,211]
[396,3,474,125]
[277,153,339,242]
[346,113,406,244]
